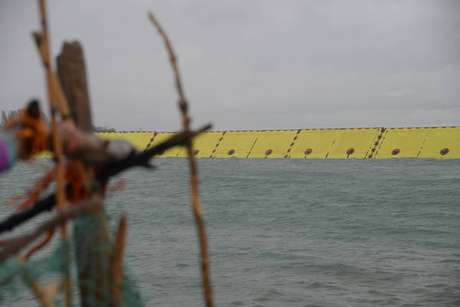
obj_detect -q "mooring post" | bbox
[57,42,93,132]
[57,41,112,306]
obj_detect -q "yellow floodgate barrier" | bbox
[212,131,259,158]
[288,129,339,159]
[176,132,225,158]
[247,130,298,159]
[418,127,460,159]
[97,126,460,159]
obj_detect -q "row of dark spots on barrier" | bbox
[303,148,355,158]
[157,147,451,158]
[390,148,450,156]
[225,148,274,157]
[224,147,357,158]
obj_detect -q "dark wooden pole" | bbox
[57,41,112,307]
[57,41,93,132]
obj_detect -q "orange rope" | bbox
[24,229,55,260]
[4,107,49,160]
[16,168,55,211]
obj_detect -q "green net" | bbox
[73,213,144,307]
[0,212,145,307]
[0,240,69,303]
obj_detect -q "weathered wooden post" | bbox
[57,41,112,306]
[57,42,93,132]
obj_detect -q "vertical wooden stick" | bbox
[57,41,94,132]
[111,215,128,307]
[57,40,113,307]
[27,280,56,307]
[36,1,72,306]
[147,12,214,307]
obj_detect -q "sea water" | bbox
[0,159,459,306]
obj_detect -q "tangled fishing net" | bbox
[0,214,144,306]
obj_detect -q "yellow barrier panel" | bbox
[91,127,460,159]
[175,132,224,158]
[248,130,298,158]
[374,128,427,159]
[328,129,380,159]
[212,131,259,158]
[288,129,338,159]
[149,132,181,157]
[97,132,153,151]
[35,151,52,159]
[418,127,460,159]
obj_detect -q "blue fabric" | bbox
[0,132,16,173]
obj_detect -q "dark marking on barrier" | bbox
[194,149,199,156]
[369,127,386,159]
[304,148,313,155]
[208,132,226,158]
[247,137,258,158]
[285,129,301,159]
[265,149,273,156]
[228,149,235,156]
[440,148,449,156]
[392,148,400,156]
[145,132,157,150]
[346,148,355,157]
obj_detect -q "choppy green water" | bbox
[1,159,460,306]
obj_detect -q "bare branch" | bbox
[148,11,214,307]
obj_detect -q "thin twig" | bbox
[148,12,214,307]
[35,1,74,305]
[26,279,56,307]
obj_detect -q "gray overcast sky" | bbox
[1,0,459,130]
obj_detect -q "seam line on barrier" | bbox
[247,138,258,158]
[373,129,388,158]
[417,130,428,158]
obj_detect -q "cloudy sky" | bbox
[1,0,459,130]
